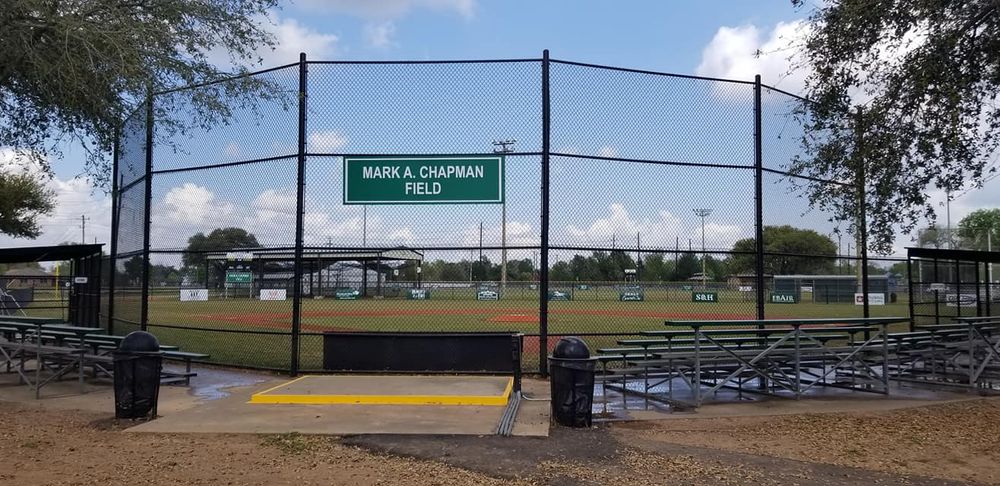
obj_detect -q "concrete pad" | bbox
[250,375,513,406]
[130,376,549,436]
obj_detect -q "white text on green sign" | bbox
[343,156,504,204]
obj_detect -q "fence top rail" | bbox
[549,58,756,85]
[663,317,909,328]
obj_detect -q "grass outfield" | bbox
[20,290,918,370]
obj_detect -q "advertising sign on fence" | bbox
[179,289,208,301]
[335,289,360,300]
[548,290,572,301]
[692,292,718,303]
[619,286,644,302]
[260,289,287,301]
[408,289,430,300]
[945,293,978,307]
[343,156,504,204]
[770,293,797,304]
[854,293,886,305]
[477,289,500,301]
[738,286,753,292]
[682,285,694,291]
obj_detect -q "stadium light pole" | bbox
[693,209,712,289]
[493,140,514,293]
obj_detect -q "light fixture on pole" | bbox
[693,208,713,289]
[492,139,515,293]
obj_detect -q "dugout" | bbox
[0,244,103,326]
[204,247,423,298]
[774,274,889,304]
[907,247,1000,326]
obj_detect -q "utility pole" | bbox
[492,139,514,293]
[693,208,713,289]
[479,221,484,282]
[362,206,367,247]
[80,215,90,244]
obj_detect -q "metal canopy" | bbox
[203,247,423,263]
[0,244,103,264]
[907,247,1000,264]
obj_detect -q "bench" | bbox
[161,350,211,385]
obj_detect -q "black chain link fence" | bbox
[106,52,903,374]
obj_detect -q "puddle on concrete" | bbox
[166,365,271,401]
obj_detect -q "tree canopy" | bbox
[957,208,1000,250]
[792,0,1000,254]
[183,227,260,286]
[0,171,55,238]
[1,0,281,184]
[729,225,837,275]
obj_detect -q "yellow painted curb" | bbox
[249,376,513,406]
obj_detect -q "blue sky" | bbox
[3,0,997,260]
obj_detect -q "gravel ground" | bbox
[623,397,1000,485]
[1,398,992,485]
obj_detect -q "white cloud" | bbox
[0,149,112,248]
[696,21,809,93]
[564,203,745,251]
[160,183,235,226]
[308,130,348,152]
[293,0,475,19]
[260,14,339,65]
[461,220,538,247]
[364,21,396,48]
[224,142,241,159]
[388,227,415,243]
[597,145,618,158]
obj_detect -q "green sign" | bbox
[682,285,694,291]
[225,271,252,283]
[692,292,718,303]
[477,289,500,301]
[343,156,504,204]
[619,287,644,302]
[407,289,430,300]
[770,293,797,304]
[335,288,359,300]
[548,290,572,301]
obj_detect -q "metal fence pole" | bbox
[108,126,120,334]
[907,257,916,331]
[539,49,551,376]
[856,107,870,319]
[140,94,154,331]
[753,75,765,320]
[291,52,308,376]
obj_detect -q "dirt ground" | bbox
[5,397,999,485]
[617,397,1000,485]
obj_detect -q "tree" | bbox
[957,209,1000,251]
[674,253,701,281]
[0,171,54,238]
[792,0,1000,253]
[916,226,949,249]
[1,0,282,185]
[729,225,837,275]
[182,228,259,287]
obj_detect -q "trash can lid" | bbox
[552,336,590,359]
[119,331,160,352]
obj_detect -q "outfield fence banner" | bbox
[179,289,208,302]
[107,51,903,375]
[260,289,287,301]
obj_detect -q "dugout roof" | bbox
[0,244,103,264]
[203,247,423,263]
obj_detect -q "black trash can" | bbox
[548,336,596,427]
[113,331,163,420]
